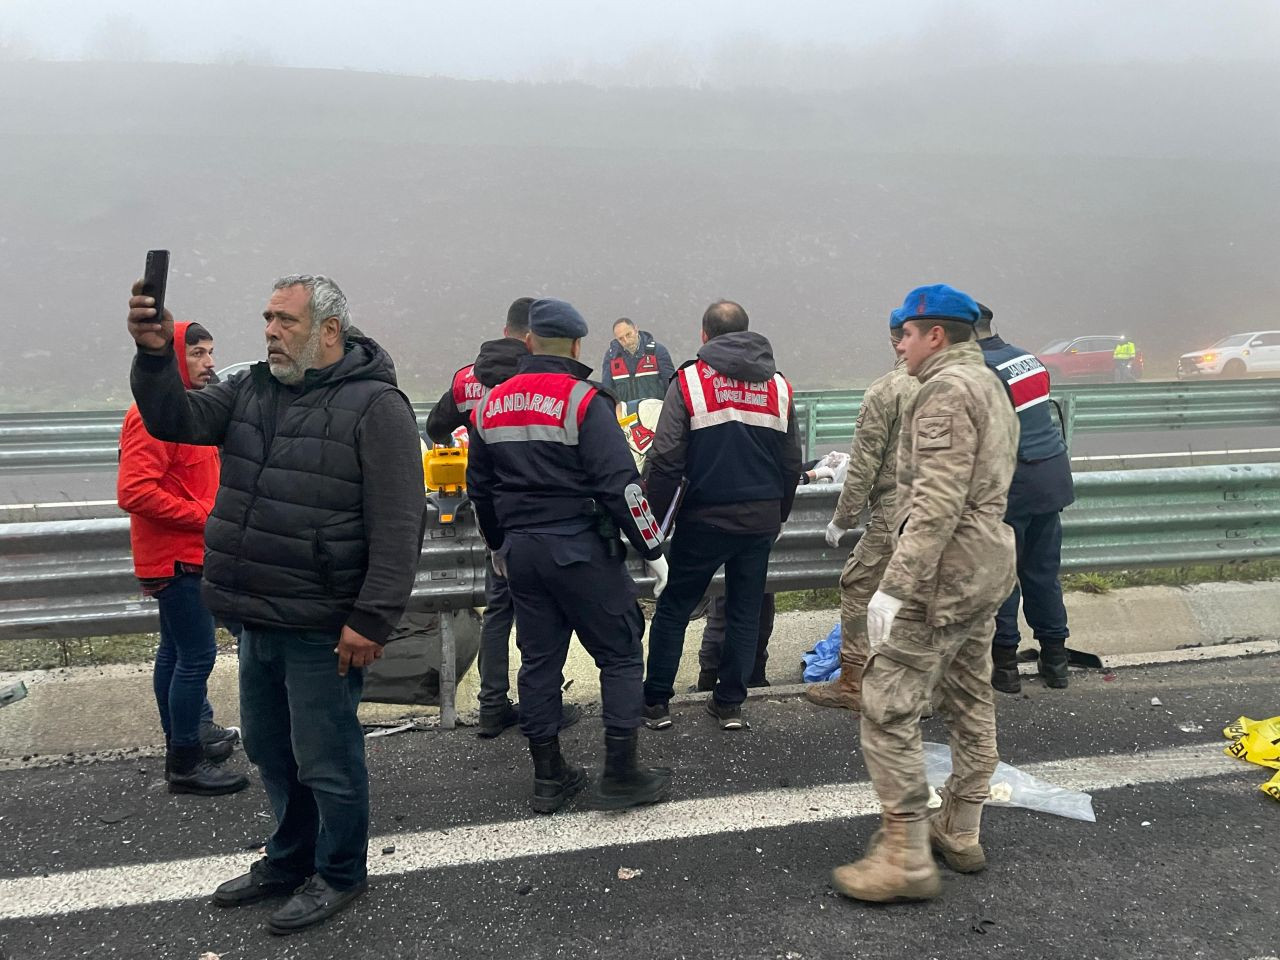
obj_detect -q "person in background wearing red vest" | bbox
[641,300,803,731]
[425,297,581,739]
[600,317,676,406]
[466,298,673,815]
[117,320,249,798]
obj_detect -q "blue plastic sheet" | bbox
[801,623,843,683]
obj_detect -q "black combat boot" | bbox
[167,743,250,796]
[991,645,1021,695]
[595,729,671,811]
[695,668,717,693]
[1038,641,1070,689]
[528,737,587,814]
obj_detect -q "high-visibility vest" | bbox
[1113,341,1136,361]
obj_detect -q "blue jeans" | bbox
[152,573,217,749]
[238,627,369,890]
[644,529,775,707]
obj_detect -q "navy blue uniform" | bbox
[980,335,1075,649]
[466,354,664,741]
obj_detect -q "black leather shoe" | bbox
[212,857,308,908]
[167,744,250,796]
[1038,642,1070,689]
[991,645,1021,694]
[268,874,367,935]
[477,701,519,739]
[200,722,241,763]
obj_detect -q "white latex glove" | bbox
[811,465,836,482]
[825,521,848,548]
[490,549,509,580]
[646,555,670,599]
[866,590,905,649]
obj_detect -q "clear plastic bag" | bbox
[923,741,1096,822]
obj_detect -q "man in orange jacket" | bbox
[118,320,248,797]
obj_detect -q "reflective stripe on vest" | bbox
[473,374,596,446]
[993,353,1051,413]
[678,361,790,433]
[451,364,484,413]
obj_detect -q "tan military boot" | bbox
[805,619,867,710]
[804,655,864,709]
[929,789,987,873]
[831,818,941,903]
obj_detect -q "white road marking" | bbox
[0,742,1240,920]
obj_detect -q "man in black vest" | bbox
[127,274,425,935]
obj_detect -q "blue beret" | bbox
[529,298,589,339]
[890,284,980,328]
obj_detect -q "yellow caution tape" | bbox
[1264,770,1280,804]
[1223,715,1280,801]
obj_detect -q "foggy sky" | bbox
[4,0,1279,84]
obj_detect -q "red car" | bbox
[1037,335,1143,384]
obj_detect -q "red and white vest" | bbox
[451,364,485,415]
[678,361,791,433]
[472,373,597,446]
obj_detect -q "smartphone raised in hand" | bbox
[141,249,170,323]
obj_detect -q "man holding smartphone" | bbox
[126,271,425,935]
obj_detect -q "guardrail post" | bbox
[439,612,457,730]
[804,398,818,460]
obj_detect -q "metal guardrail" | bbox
[3,463,1277,644]
[793,378,1280,458]
[5,379,1280,471]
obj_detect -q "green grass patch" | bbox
[774,559,1280,613]
[0,629,238,672]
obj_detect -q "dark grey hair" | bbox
[272,274,350,333]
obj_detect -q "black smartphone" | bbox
[141,249,170,323]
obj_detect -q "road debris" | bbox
[1150,697,1163,706]
[616,867,644,880]
[924,741,1094,821]
[1177,721,1204,733]
[382,844,396,856]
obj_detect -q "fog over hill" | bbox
[1,59,1277,408]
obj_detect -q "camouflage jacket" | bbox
[832,361,919,533]
[881,341,1020,627]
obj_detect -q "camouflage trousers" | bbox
[859,612,1000,821]
[838,520,894,667]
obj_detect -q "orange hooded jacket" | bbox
[117,320,220,578]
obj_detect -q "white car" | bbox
[1177,331,1280,379]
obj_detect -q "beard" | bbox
[268,322,326,386]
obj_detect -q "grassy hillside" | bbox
[1,60,1276,409]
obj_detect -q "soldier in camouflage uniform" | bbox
[832,284,1019,904]
[809,327,919,710]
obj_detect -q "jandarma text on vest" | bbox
[483,392,566,419]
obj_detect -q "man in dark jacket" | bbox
[466,298,673,815]
[127,273,425,935]
[976,303,1076,693]
[425,298,580,738]
[600,318,676,405]
[641,300,803,731]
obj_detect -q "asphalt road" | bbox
[1,653,1276,960]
